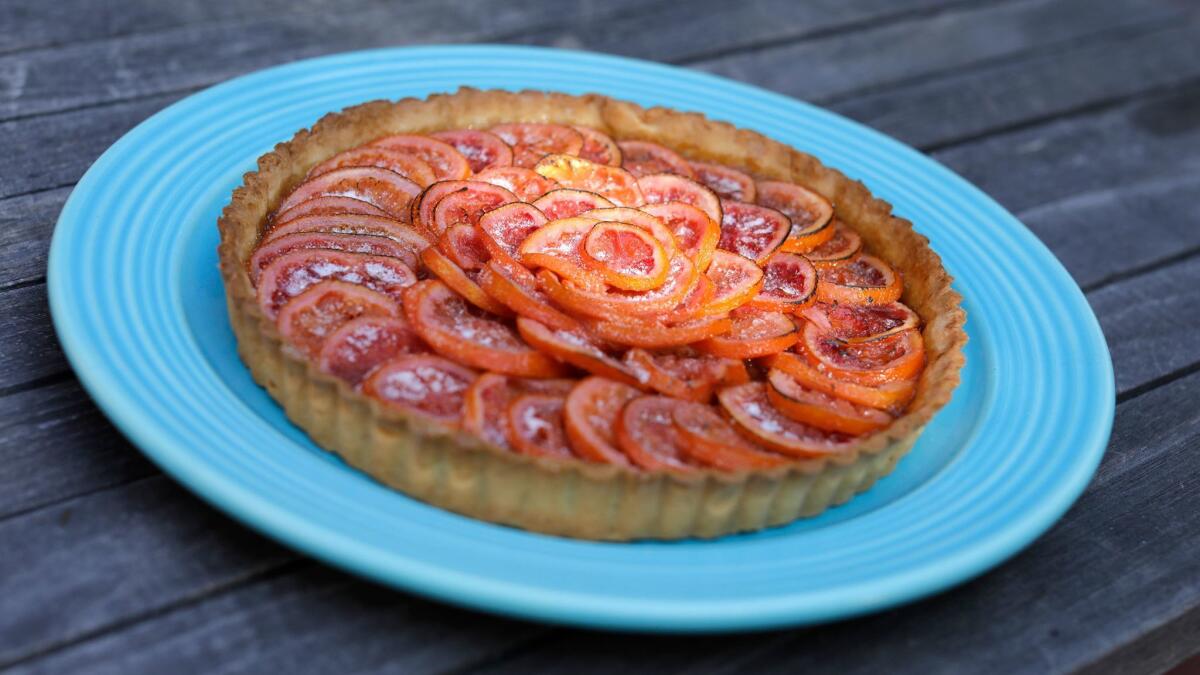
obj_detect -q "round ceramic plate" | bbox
[48,45,1113,632]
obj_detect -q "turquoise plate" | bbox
[47,46,1114,632]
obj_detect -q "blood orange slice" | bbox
[473,167,559,202]
[689,161,756,202]
[273,196,388,223]
[429,129,513,173]
[256,249,417,318]
[763,351,915,412]
[805,221,862,264]
[717,200,790,265]
[518,216,606,289]
[419,246,513,317]
[477,260,581,332]
[249,232,420,284]
[515,318,643,387]
[640,202,719,272]
[410,180,474,232]
[637,173,722,224]
[563,376,640,466]
[490,123,585,168]
[717,383,856,458]
[362,354,476,425]
[317,314,425,385]
[799,321,924,386]
[532,189,614,220]
[802,301,919,343]
[766,368,892,435]
[696,310,798,359]
[537,254,698,319]
[748,251,817,312]
[462,373,516,449]
[580,221,670,291]
[701,250,763,316]
[506,394,574,459]
[276,280,398,357]
[815,255,902,305]
[615,396,696,472]
[534,154,643,207]
[308,146,436,187]
[277,167,421,222]
[622,349,728,402]
[429,182,517,238]
[662,273,714,324]
[588,315,731,349]
[476,202,548,268]
[617,140,695,178]
[579,207,677,256]
[572,126,622,166]
[437,223,490,271]
[369,134,471,180]
[672,402,791,470]
[404,280,567,378]
[756,180,833,241]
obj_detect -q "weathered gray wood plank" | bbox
[830,18,1200,150]
[0,187,71,291]
[0,284,67,391]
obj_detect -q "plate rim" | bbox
[47,44,1115,632]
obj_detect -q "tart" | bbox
[218,88,966,540]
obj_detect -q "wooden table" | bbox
[2,1,1198,672]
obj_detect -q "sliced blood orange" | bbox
[262,216,429,270]
[766,368,892,435]
[437,223,490,271]
[429,129,513,173]
[476,202,548,268]
[490,123,585,168]
[534,154,643,207]
[477,259,580,332]
[689,161,756,202]
[537,255,698,319]
[763,351,915,412]
[622,348,728,402]
[277,167,421,222]
[805,220,862,264]
[816,254,902,305]
[580,207,677,256]
[257,249,417,318]
[662,273,714,324]
[756,181,833,243]
[637,173,722,224]
[506,393,574,459]
[249,232,420,284]
[276,280,398,357]
[462,373,516,449]
[429,182,517,238]
[563,376,639,466]
[700,250,764,316]
[799,321,924,386]
[640,202,719,272]
[672,402,791,470]
[473,166,558,202]
[274,196,388,224]
[515,318,643,387]
[717,200,790,265]
[419,246,513,317]
[518,378,578,396]
[696,310,798,359]
[802,301,919,343]
[717,383,856,458]
[369,134,471,180]
[572,126,622,166]
[518,216,607,289]
[617,140,694,178]
[362,354,476,424]
[404,280,566,378]
[532,188,614,220]
[308,146,436,187]
[588,314,731,349]
[720,358,752,386]
[748,251,817,312]
[615,396,696,471]
[410,180,474,232]
[580,221,670,291]
[318,314,425,385]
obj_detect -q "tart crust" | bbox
[218,88,966,540]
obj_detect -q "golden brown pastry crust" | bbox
[217,88,967,540]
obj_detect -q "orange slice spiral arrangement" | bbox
[249,124,927,472]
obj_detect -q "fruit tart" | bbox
[218,88,966,540]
